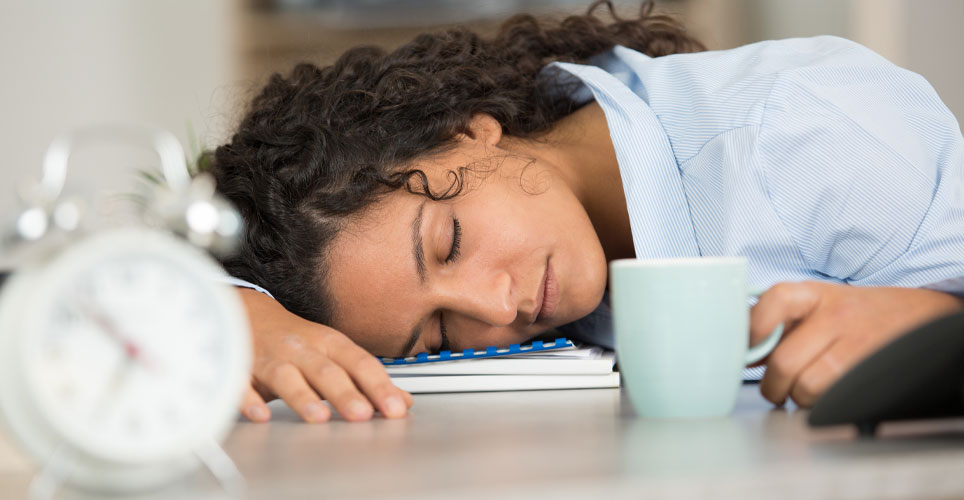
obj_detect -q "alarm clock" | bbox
[0,125,251,493]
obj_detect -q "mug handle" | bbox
[745,288,784,365]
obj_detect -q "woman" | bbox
[210,1,964,423]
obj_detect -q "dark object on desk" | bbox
[0,271,9,289]
[808,311,964,438]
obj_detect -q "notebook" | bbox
[382,339,620,394]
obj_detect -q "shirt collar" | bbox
[546,52,701,259]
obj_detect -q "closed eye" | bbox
[445,217,461,263]
[434,216,460,352]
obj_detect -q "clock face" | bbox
[12,230,250,465]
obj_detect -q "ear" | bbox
[458,113,503,147]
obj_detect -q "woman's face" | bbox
[325,116,608,357]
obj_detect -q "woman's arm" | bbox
[747,39,964,407]
[237,288,412,423]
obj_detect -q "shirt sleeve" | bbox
[217,275,275,299]
[758,38,964,289]
[921,276,964,297]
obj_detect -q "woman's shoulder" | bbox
[617,35,880,64]
[610,35,893,86]
[573,37,883,163]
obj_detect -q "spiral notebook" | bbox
[383,339,620,394]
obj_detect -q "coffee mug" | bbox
[609,257,783,418]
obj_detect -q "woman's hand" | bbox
[237,288,413,423]
[749,282,964,408]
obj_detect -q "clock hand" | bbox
[72,297,162,425]
[71,296,160,372]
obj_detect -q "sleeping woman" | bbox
[207,1,964,423]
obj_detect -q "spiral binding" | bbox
[379,337,574,366]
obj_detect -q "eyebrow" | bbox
[400,200,428,357]
[412,200,427,284]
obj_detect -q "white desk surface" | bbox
[3,385,964,499]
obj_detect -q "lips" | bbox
[535,259,559,324]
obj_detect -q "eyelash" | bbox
[436,216,460,352]
[439,313,451,352]
[445,217,461,263]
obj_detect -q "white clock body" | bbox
[0,228,251,491]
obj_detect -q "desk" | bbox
[3,386,964,499]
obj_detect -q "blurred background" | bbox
[0,0,962,253]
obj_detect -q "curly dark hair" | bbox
[209,0,704,326]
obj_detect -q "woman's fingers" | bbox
[758,316,838,406]
[787,340,850,408]
[251,332,411,422]
[240,383,271,422]
[751,282,841,405]
[348,355,409,418]
[748,282,821,357]
[787,304,938,406]
[266,363,332,423]
[238,288,413,423]
[320,335,411,419]
[299,355,375,422]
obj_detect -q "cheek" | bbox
[482,186,606,322]
[574,242,608,311]
[462,176,607,321]
[550,197,608,319]
[461,192,544,255]
[566,241,608,319]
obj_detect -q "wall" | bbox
[0,1,238,256]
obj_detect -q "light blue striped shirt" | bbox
[550,36,964,356]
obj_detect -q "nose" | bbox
[438,267,516,326]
